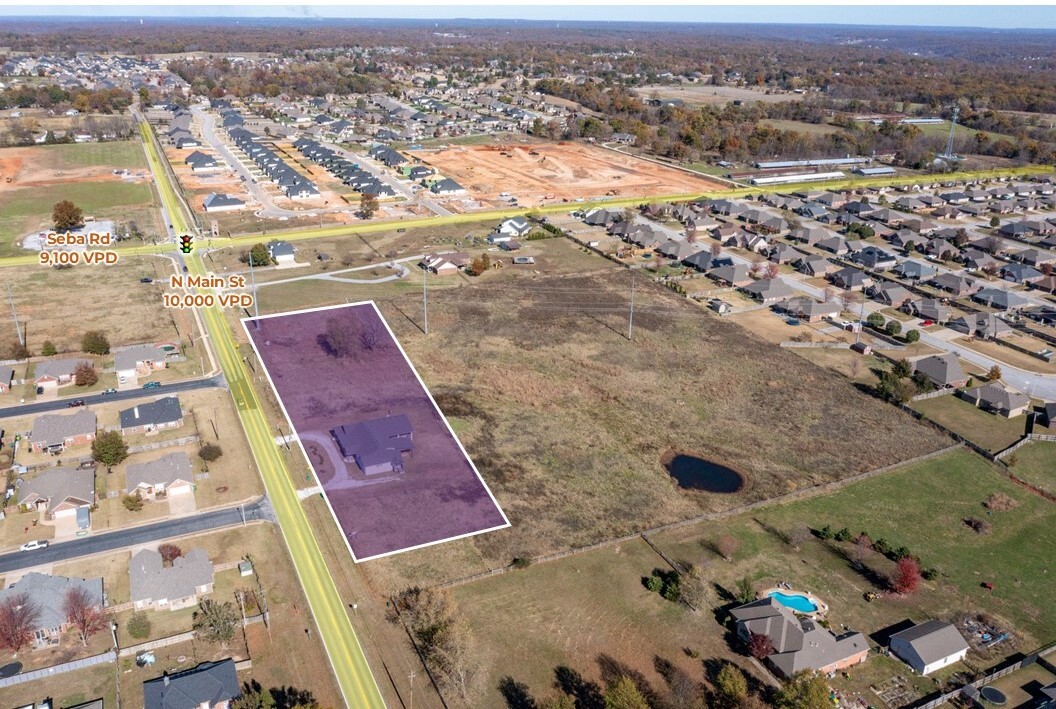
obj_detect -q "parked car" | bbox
[20,540,48,552]
[102,388,117,395]
[139,277,153,284]
[142,381,161,390]
[67,399,86,407]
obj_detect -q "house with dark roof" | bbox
[798,256,834,277]
[930,273,979,297]
[143,659,240,709]
[971,288,1028,312]
[331,414,414,475]
[202,193,245,213]
[741,278,795,304]
[958,384,1031,418]
[119,397,184,435]
[184,150,219,172]
[267,240,296,265]
[872,284,914,308]
[0,572,103,646]
[729,598,869,678]
[430,177,466,195]
[853,245,898,271]
[948,313,1013,340]
[913,354,969,389]
[709,264,752,288]
[30,410,97,452]
[829,266,873,291]
[890,620,969,675]
[131,547,215,611]
[781,297,842,323]
[894,260,937,281]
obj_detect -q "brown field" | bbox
[0,142,149,193]
[415,141,725,206]
[633,83,808,107]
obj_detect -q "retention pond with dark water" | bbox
[662,452,746,493]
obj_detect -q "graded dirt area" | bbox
[0,142,148,193]
[416,141,725,206]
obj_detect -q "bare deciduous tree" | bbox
[63,587,106,646]
[0,593,41,652]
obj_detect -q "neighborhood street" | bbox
[0,496,274,573]
[0,374,226,419]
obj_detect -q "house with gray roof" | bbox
[890,620,969,675]
[958,383,1031,418]
[781,297,842,323]
[184,150,219,171]
[0,364,13,393]
[125,452,194,498]
[709,264,752,288]
[829,266,873,291]
[202,193,245,212]
[913,354,969,389]
[729,597,869,678]
[894,260,937,281]
[0,572,103,646]
[930,272,979,297]
[130,547,215,611]
[114,344,169,382]
[30,409,97,452]
[741,278,795,305]
[903,298,951,324]
[143,658,240,709]
[18,466,95,526]
[119,397,184,435]
[332,414,414,475]
[33,358,92,389]
[971,288,1028,312]
[948,313,1014,340]
[872,284,914,308]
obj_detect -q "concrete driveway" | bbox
[167,488,197,517]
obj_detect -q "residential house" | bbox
[30,410,97,452]
[430,177,466,195]
[948,313,1014,339]
[709,264,752,288]
[0,364,13,393]
[0,573,103,646]
[184,150,219,172]
[331,414,414,475]
[114,344,169,383]
[1001,262,1044,285]
[958,384,1031,418]
[142,659,240,709]
[768,243,801,265]
[496,217,532,238]
[125,452,194,499]
[729,598,868,678]
[202,193,245,212]
[781,296,842,323]
[1015,248,1056,268]
[829,266,873,291]
[913,354,969,389]
[930,273,979,297]
[890,621,970,675]
[816,235,849,256]
[34,358,91,390]
[971,288,1028,311]
[894,260,937,281]
[872,284,914,308]
[130,548,215,611]
[798,256,833,277]
[741,278,795,305]
[790,226,836,247]
[119,397,184,436]
[853,245,898,271]
[683,252,732,273]
[903,298,950,323]
[267,240,296,265]
[18,466,95,531]
[656,239,701,261]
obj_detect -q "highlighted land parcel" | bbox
[244,302,509,561]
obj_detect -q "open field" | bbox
[955,334,1056,374]
[760,118,843,135]
[415,141,724,206]
[295,266,957,592]
[633,83,808,106]
[1006,440,1056,494]
[912,394,1028,453]
[0,256,193,353]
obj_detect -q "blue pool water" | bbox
[768,591,819,613]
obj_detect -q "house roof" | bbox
[31,410,96,448]
[742,278,795,300]
[963,383,1030,413]
[972,288,1027,310]
[0,364,13,385]
[331,414,414,469]
[203,193,244,209]
[119,397,183,430]
[268,240,295,258]
[142,659,240,709]
[126,452,193,491]
[913,354,967,387]
[783,296,842,319]
[130,548,214,604]
[34,358,91,381]
[0,572,103,635]
[18,466,94,512]
[890,620,969,665]
[114,344,167,373]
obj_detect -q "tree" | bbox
[193,598,239,646]
[989,215,1001,227]
[199,443,223,461]
[122,493,144,512]
[892,358,912,379]
[735,576,755,604]
[469,253,491,276]
[158,543,183,566]
[775,671,831,709]
[679,563,709,610]
[63,586,106,646]
[716,534,739,561]
[81,330,110,355]
[359,316,383,352]
[241,243,273,267]
[892,556,922,594]
[747,631,774,660]
[52,200,83,231]
[986,365,1002,382]
[360,192,379,219]
[41,340,57,356]
[92,430,128,468]
[322,316,355,358]
[127,611,151,639]
[74,362,98,387]
[715,663,749,707]
[905,329,920,343]
[233,681,277,709]
[885,319,902,336]
[0,593,41,652]
[866,312,885,329]
[605,676,650,709]
[541,693,578,709]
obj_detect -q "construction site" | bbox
[414,141,725,207]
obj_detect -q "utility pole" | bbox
[6,285,23,346]
[627,269,636,341]
[408,669,417,709]
[855,297,866,345]
[422,261,429,335]
[248,254,260,322]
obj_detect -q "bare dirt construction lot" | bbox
[633,83,809,106]
[415,141,725,206]
[351,267,951,593]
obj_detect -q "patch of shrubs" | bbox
[643,568,681,602]
[817,524,939,579]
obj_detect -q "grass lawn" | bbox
[1006,440,1056,494]
[955,336,1056,374]
[35,140,147,170]
[0,662,118,708]
[912,395,1027,453]
[760,119,843,136]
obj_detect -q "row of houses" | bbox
[29,395,184,453]
[293,138,396,198]
[228,125,319,200]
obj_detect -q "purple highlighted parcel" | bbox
[244,302,509,561]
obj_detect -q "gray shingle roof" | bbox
[31,410,97,449]
[130,548,213,604]
[332,414,413,470]
[125,452,193,491]
[0,572,103,635]
[142,659,240,709]
[114,345,167,373]
[890,620,969,666]
[120,397,183,430]
[34,358,91,381]
[19,466,95,511]
[913,354,967,387]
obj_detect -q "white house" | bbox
[890,621,970,675]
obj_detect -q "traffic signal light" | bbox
[179,235,193,254]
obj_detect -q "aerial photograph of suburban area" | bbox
[0,2,1054,708]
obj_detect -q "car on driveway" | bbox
[142,381,161,390]
[20,540,48,551]
[67,399,86,407]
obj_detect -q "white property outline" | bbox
[241,300,511,563]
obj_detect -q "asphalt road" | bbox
[0,374,226,419]
[0,496,274,573]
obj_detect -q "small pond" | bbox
[663,452,746,493]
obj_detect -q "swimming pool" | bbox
[768,591,819,613]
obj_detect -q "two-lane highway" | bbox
[0,374,225,419]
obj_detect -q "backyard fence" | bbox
[909,641,1056,709]
[0,650,116,689]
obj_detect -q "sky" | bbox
[1,4,1056,30]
